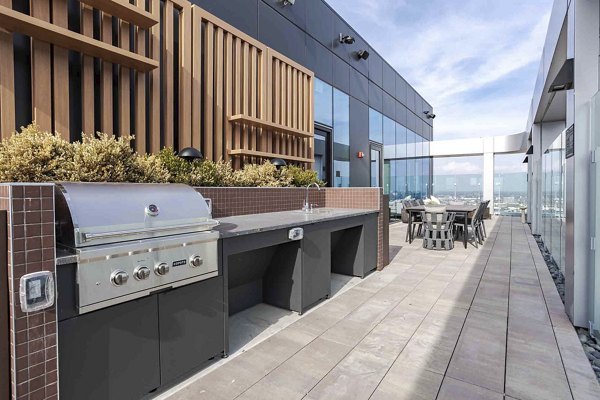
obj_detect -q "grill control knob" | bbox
[111,270,129,286]
[190,255,203,268]
[154,262,170,276]
[134,266,151,280]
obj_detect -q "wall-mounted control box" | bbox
[288,227,304,241]
[19,271,55,313]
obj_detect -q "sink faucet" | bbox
[303,182,321,212]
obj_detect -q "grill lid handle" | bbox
[80,220,220,243]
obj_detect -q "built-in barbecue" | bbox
[55,182,220,314]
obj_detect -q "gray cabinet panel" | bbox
[364,214,378,274]
[302,227,331,310]
[258,2,306,65]
[58,297,160,400]
[159,277,225,384]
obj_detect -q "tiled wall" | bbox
[0,184,57,400]
[195,187,385,269]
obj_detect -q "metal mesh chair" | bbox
[454,201,487,247]
[421,211,456,250]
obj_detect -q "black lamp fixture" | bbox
[339,33,355,45]
[177,147,203,162]
[356,49,369,60]
[423,110,436,119]
[281,0,295,6]
[548,58,573,92]
[271,158,287,170]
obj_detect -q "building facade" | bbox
[525,0,600,333]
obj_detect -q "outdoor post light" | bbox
[271,158,287,170]
[178,147,203,162]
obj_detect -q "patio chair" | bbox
[480,200,490,238]
[421,211,456,250]
[417,199,425,205]
[454,201,487,247]
[403,200,423,242]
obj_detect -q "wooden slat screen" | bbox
[0,0,314,168]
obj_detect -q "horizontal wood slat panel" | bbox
[228,149,312,164]
[79,0,158,28]
[228,114,312,138]
[0,5,158,71]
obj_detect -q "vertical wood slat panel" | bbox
[149,0,160,152]
[134,0,147,153]
[233,37,241,169]
[81,4,94,136]
[203,22,214,160]
[100,11,113,134]
[286,65,292,156]
[223,32,233,162]
[0,0,15,139]
[163,0,174,148]
[292,68,297,157]
[119,18,131,137]
[31,0,52,132]
[179,3,192,149]
[191,6,202,149]
[273,59,280,154]
[250,47,257,155]
[241,41,249,163]
[52,0,69,139]
[214,27,223,160]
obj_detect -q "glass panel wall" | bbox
[493,154,528,215]
[432,156,483,205]
[540,132,566,273]
[369,108,383,144]
[333,89,350,187]
[314,78,332,126]
[383,116,396,159]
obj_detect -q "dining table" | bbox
[405,205,479,249]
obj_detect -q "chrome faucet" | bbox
[303,182,320,212]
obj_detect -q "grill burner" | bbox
[55,183,220,314]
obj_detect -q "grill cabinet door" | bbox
[58,296,160,400]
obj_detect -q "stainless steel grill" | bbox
[55,183,220,314]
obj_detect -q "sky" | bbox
[325,0,554,143]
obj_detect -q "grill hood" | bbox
[55,182,218,248]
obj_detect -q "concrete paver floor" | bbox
[160,217,600,400]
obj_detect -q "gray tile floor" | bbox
[161,217,600,400]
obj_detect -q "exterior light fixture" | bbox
[271,158,287,170]
[339,33,355,44]
[548,58,573,92]
[177,147,203,162]
[356,50,369,60]
[281,0,295,6]
[424,111,436,119]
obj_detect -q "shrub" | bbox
[282,165,325,187]
[158,148,236,186]
[0,124,75,182]
[233,161,292,187]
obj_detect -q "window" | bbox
[406,129,416,158]
[333,89,350,187]
[433,156,483,205]
[314,78,333,126]
[383,116,395,159]
[395,123,407,159]
[369,108,383,143]
[493,154,528,216]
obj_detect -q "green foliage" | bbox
[0,124,324,187]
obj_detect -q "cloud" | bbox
[325,0,553,140]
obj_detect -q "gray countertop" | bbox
[55,208,379,265]
[214,208,379,238]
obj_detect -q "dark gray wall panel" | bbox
[349,98,369,187]
[368,51,383,88]
[407,111,416,132]
[258,2,306,65]
[406,86,416,112]
[383,91,394,119]
[261,0,307,30]
[306,0,334,48]
[382,62,395,96]
[415,94,424,119]
[350,69,368,104]
[306,37,333,84]
[192,0,258,38]
[332,56,350,93]
[368,81,383,112]
[332,16,368,76]
[396,74,407,105]
[396,101,407,126]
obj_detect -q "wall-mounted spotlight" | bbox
[281,0,295,6]
[339,33,355,44]
[423,110,436,119]
[356,49,369,60]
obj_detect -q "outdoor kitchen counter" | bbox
[214,208,378,238]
